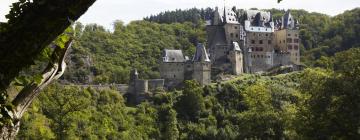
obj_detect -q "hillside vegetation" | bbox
[16,8,360,139]
[18,47,360,139]
[62,8,360,84]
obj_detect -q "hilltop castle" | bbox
[159,7,301,88]
[207,7,300,74]
[127,7,301,103]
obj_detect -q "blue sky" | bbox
[1,0,359,29]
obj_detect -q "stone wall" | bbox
[135,79,148,94]
[192,62,211,85]
[148,79,165,92]
[229,50,244,75]
[159,62,185,87]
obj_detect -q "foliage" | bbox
[63,21,206,84]
[15,7,360,140]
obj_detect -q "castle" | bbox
[207,7,300,74]
[159,7,301,88]
[159,43,212,88]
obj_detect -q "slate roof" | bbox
[223,7,239,24]
[232,42,241,51]
[162,49,186,62]
[282,10,295,29]
[192,43,211,62]
[245,10,272,27]
[207,26,227,48]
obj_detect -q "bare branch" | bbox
[12,39,73,118]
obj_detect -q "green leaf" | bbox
[33,74,43,85]
[14,76,31,86]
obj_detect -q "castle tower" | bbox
[274,10,300,65]
[159,49,186,88]
[228,42,244,75]
[192,43,211,85]
[128,68,139,94]
[243,10,275,72]
[206,7,245,74]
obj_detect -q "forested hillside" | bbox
[62,8,360,84]
[15,7,360,139]
[17,47,360,139]
[63,21,205,84]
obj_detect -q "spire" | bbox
[282,10,294,29]
[130,68,139,81]
[193,43,211,62]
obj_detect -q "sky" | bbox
[1,0,359,29]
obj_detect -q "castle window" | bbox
[235,26,238,29]
[251,40,255,44]
[294,39,299,43]
[294,45,299,50]
[287,38,292,43]
[235,34,239,38]
[230,33,234,38]
[266,34,268,36]
[288,34,291,36]
[259,34,261,36]
[259,40,263,44]
[268,40,272,44]
[288,45,293,50]
[174,75,176,78]
[295,34,298,37]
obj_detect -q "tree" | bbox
[39,85,91,140]
[0,0,95,139]
[296,48,360,139]
[175,80,205,122]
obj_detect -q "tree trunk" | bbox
[0,40,73,139]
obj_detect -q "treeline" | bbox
[17,47,360,139]
[144,8,214,24]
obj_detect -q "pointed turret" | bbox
[193,43,211,62]
[282,10,295,29]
